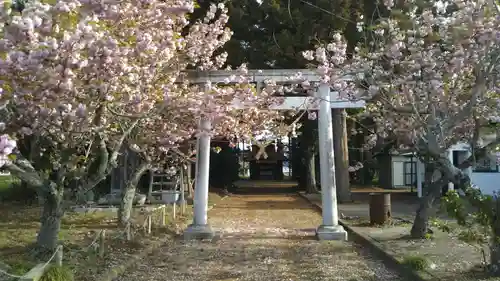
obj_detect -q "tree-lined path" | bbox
[118,193,406,281]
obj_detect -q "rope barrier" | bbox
[0,228,107,277]
[39,245,62,271]
[0,245,62,279]
[70,230,104,254]
[0,204,172,278]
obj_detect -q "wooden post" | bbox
[161,205,166,226]
[172,203,176,220]
[180,165,186,215]
[126,222,132,241]
[148,170,154,203]
[147,214,152,234]
[99,230,106,258]
[55,246,63,266]
[186,162,193,198]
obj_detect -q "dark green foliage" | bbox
[439,187,500,268]
[191,0,356,69]
[40,265,74,281]
[12,0,26,12]
[441,188,493,240]
[226,0,352,68]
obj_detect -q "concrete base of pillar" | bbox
[183,224,215,240]
[316,225,348,241]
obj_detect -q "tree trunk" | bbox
[118,164,150,226]
[410,166,441,238]
[410,185,441,238]
[36,188,64,253]
[489,199,500,275]
[490,241,500,275]
[333,109,351,202]
[147,170,153,203]
[305,150,318,193]
[187,163,194,198]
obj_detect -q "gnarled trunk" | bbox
[118,164,150,226]
[410,161,440,238]
[411,149,472,238]
[410,156,461,238]
[36,189,64,253]
[305,150,318,194]
[410,181,442,238]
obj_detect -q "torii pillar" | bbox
[315,83,347,240]
[183,118,215,240]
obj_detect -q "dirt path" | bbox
[118,194,406,281]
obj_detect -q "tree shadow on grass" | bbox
[0,245,27,255]
[0,205,39,224]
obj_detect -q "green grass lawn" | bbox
[0,188,203,281]
[0,175,15,190]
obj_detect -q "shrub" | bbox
[440,188,492,266]
[40,265,74,281]
[401,255,429,271]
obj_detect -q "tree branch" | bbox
[4,158,44,187]
[80,119,140,193]
[442,75,485,134]
[171,148,196,163]
[110,119,140,166]
[458,136,500,169]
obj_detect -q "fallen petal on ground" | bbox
[117,194,406,281]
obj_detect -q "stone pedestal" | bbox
[183,224,215,240]
[316,225,348,241]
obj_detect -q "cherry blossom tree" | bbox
[303,0,500,253]
[0,0,234,254]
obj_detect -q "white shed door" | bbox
[392,161,405,187]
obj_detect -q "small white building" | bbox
[389,136,500,197]
[388,152,419,189]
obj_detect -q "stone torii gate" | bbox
[182,69,365,241]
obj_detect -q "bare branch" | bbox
[442,75,486,133]
[110,119,140,164]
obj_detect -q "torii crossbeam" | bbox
[183,69,365,241]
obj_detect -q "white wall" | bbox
[471,173,500,195]
[392,160,405,187]
[412,142,499,197]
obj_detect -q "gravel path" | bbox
[117,193,406,281]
